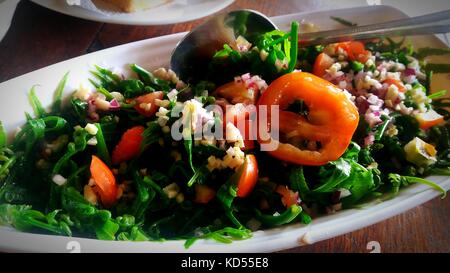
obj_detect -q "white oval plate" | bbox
[30,0,234,25]
[0,5,449,252]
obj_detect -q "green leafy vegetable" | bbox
[61,187,119,240]
[289,166,309,197]
[425,63,450,74]
[184,227,251,248]
[351,61,364,72]
[415,47,450,59]
[428,90,447,99]
[256,205,302,227]
[52,129,88,175]
[184,139,195,173]
[314,158,352,193]
[374,116,391,141]
[52,72,70,113]
[0,204,71,236]
[94,123,111,166]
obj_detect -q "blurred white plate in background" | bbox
[0,0,19,41]
[30,0,234,25]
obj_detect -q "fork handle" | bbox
[299,10,450,46]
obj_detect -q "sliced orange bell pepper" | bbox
[90,155,118,207]
[257,72,359,166]
[236,154,259,198]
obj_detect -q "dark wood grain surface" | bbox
[0,0,448,253]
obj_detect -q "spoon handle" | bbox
[299,10,450,46]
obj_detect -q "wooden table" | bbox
[0,0,449,253]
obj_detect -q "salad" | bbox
[0,20,448,248]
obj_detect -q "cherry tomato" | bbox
[134,91,164,117]
[112,126,145,165]
[313,52,334,77]
[236,154,259,198]
[257,72,359,166]
[415,109,444,129]
[194,184,216,204]
[90,155,118,207]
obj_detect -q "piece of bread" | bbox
[99,0,171,13]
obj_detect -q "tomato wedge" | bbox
[415,109,445,129]
[90,155,118,207]
[257,72,359,166]
[276,185,299,207]
[383,78,407,93]
[313,52,334,77]
[194,184,216,204]
[112,126,145,165]
[336,41,371,63]
[214,81,258,105]
[241,119,256,150]
[134,91,164,117]
[236,154,259,198]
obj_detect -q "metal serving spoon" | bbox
[170,9,450,83]
[299,9,450,46]
[170,9,277,83]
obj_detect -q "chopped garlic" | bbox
[73,83,92,101]
[84,123,98,135]
[52,174,67,186]
[87,136,98,146]
[175,193,185,203]
[385,84,399,102]
[95,98,110,111]
[163,183,180,199]
[83,185,98,205]
[155,99,170,108]
[236,35,252,52]
[260,49,269,61]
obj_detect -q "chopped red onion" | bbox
[109,99,120,110]
[404,68,416,76]
[356,96,369,114]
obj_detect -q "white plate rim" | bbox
[0,5,449,253]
